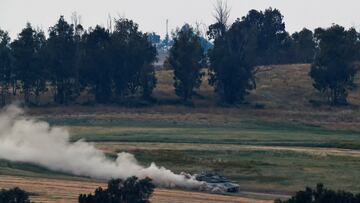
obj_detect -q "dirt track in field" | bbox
[95,142,360,157]
[0,175,271,203]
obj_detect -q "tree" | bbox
[208,17,258,104]
[81,26,112,103]
[0,187,31,203]
[275,184,360,203]
[167,24,206,102]
[239,8,290,65]
[110,18,157,101]
[310,25,359,105]
[78,177,155,203]
[134,32,157,101]
[73,13,85,102]
[207,0,230,40]
[213,0,230,26]
[46,16,79,104]
[11,23,47,105]
[0,29,13,106]
[139,62,157,101]
[292,28,316,63]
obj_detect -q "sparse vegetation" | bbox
[275,184,360,203]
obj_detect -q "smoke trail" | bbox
[0,105,202,189]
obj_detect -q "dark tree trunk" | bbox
[1,89,5,107]
[24,88,30,105]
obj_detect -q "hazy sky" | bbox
[1,0,360,39]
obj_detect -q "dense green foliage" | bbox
[208,17,257,104]
[167,24,206,102]
[46,16,80,104]
[310,25,359,105]
[207,7,359,105]
[0,187,31,203]
[209,8,291,104]
[78,177,154,203]
[11,23,47,105]
[80,26,112,103]
[243,8,290,65]
[0,16,156,106]
[208,8,294,104]
[80,19,157,103]
[110,19,157,101]
[0,29,13,106]
[291,28,316,63]
[275,184,360,203]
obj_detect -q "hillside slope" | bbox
[154,64,360,109]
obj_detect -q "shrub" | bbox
[275,183,360,203]
[0,187,31,203]
[78,177,155,203]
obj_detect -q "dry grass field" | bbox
[1,64,360,202]
[0,176,271,203]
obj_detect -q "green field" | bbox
[1,65,360,200]
[46,117,360,149]
[1,115,359,196]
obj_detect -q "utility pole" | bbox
[166,19,169,37]
[165,19,169,46]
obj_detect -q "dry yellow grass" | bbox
[0,176,270,203]
[155,64,360,108]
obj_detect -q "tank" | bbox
[195,172,240,193]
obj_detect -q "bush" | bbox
[78,177,155,203]
[275,184,360,203]
[0,187,31,203]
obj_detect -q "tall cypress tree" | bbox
[81,25,112,103]
[47,16,79,105]
[0,29,12,106]
[291,28,316,63]
[110,18,157,101]
[11,23,47,105]
[167,24,206,102]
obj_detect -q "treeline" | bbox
[0,7,360,106]
[0,16,156,106]
[168,7,360,105]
